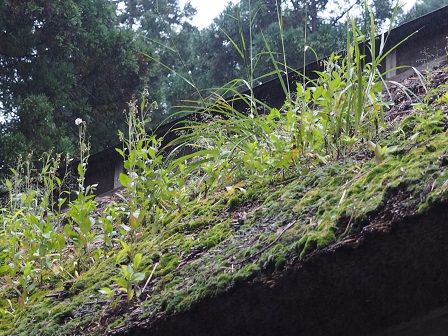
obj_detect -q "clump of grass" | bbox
[167,7,404,196]
[1,2,444,334]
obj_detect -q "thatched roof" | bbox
[2,10,448,336]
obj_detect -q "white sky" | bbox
[180,0,417,29]
[179,0,238,28]
[401,0,417,12]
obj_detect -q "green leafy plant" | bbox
[367,141,398,164]
[410,85,448,142]
[164,3,415,200]
[114,253,146,301]
[117,95,187,236]
[0,0,431,326]
[410,110,446,142]
[287,8,406,159]
[64,118,99,272]
[98,203,125,252]
[0,153,68,307]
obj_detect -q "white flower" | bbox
[75,118,83,126]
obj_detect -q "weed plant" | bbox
[117,92,188,236]
[0,1,432,319]
[0,153,67,308]
[64,118,99,271]
[168,4,409,195]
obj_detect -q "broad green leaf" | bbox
[120,265,130,277]
[115,279,128,288]
[119,224,132,234]
[372,81,383,92]
[0,265,11,274]
[64,224,79,241]
[386,145,398,154]
[120,240,130,251]
[23,262,32,276]
[131,272,146,283]
[115,249,128,264]
[57,233,66,250]
[115,148,124,157]
[129,215,139,230]
[133,253,142,270]
[77,163,83,177]
[367,140,376,151]
[119,173,131,187]
[79,216,92,235]
[58,197,67,208]
[126,264,133,277]
[98,287,114,296]
[27,282,36,292]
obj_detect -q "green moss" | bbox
[175,293,195,313]
[298,225,336,259]
[216,273,233,290]
[198,222,230,249]
[107,318,126,330]
[4,105,448,335]
[159,210,182,228]
[157,253,180,276]
[418,202,429,214]
[179,215,214,232]
[275,256,287,271]
[161,290,190,313]
[234,264,261,283]
[227,195,241,209]
[257,243,291,273]
[245,186,261,201]
[72,279,87,291]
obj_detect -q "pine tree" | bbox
[0,0,150,171]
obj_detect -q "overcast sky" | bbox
[179,0,417,29]
[179,0,237,28]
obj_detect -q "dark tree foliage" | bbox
[115,0,360,118]
[398,0,448,24]
[0,0,406,174]
[116,0,198,122]
[0,0,150,171]
[183,0,351,94]
[155,0,397,112]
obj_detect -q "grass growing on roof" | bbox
[1,4,448,334]
[2,106,448,334]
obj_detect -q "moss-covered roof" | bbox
[2,62,448,336]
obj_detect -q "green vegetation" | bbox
[0,0,151,169]
[1,79,448,332]
[0,0,402,171]
[398,0,448,24]
[1,1,448,335]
